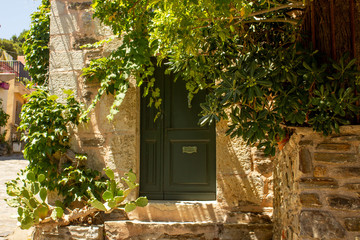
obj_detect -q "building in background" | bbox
[0,49,31,153]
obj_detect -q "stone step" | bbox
[104,220,273,240]
[126,200,273,223]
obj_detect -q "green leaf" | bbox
[39,188,47,202]
[18,207,23,216]
[135,197,148,207]
[6,186,20,196]
[63,89,74,95]
[5,198,20,208]
[125,171,136,182]
[51,207,64,220]
[29,197,38,208]
[105,168,115,180]
[124,202,136,212]
[90,199,107,211]
[114,196,125,204]
[102,190,114,201]
[34,205,49,219]
[26,172,36,181]
[123,178,136,189]
[38,174,46,183]
[20,215,33,229]
[107,200,116,209]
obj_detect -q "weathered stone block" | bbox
[299,140,313,146]
[35,225,104,240]
[333,167,360,178]
[49,71,79,98]
[300,210,345,239]
[344,217,360,231]
[50,51,85,71]
[343,183,360,191]
[82,138,105,147]
[219,223,273,240]
[51,0,66,16]
[313,165,327,177]
[299,148,312,173]
[104,221,217,240]
[300,193,322,207]
[104,221,273,240]
[331,135,360,141]
[73,36,99,50]
[50,14,79,35]
[299,177,338,189]
[255,160,273,176]
[50,35,72,52]
[314,152,357,163]
[68,2,93,10]
[328,195,360,210]
[104,209,128,221]
[316,143,351,151]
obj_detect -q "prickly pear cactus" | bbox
[6,168,148,229]
[89,168,148,213]
[5,170,62,229]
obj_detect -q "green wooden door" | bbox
[140,65,216,200]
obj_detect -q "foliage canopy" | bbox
[81,0,360,155]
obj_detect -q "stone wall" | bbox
[274,126,360,240]
[49,0,139,179]
[49,0,274,239]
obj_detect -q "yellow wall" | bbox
[0,74,30,141]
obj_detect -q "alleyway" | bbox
[0,154,28,240]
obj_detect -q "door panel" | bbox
[140,65,216,200]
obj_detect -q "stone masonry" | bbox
[49,0,274,239]
[274,126,360,240]
[46,0,360,239]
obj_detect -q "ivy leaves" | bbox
[23,0,50,85]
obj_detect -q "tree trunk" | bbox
[302,0,360,62]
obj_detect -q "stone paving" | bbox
[0,154,28,240]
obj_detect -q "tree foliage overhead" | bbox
[23,0,50,85]
[84,1,360,155]
[0,30,28,59]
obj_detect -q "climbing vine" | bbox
[23,0,50,85]
[6,88,147,229]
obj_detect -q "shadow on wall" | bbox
[216,120,273,213]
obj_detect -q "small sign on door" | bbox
[182,146,197,154]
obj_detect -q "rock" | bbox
[82,138,105,147]
[300,193,322,207]
[255,160,273,176]
[299,140,313,146]
[316,143,351,151]
[313,165,327,177]
[333,167,360,177]
[327,195,360,210]
[299,177,338,189]
[314,153,357,163]
[343,183,360,191]
[300,210,345,239]
[299,148,312,174]
[34,225,104,240]
[68,2,92,10]
[344,218,360,231]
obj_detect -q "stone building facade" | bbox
[48,0,360,239]
[49,0,273,239]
